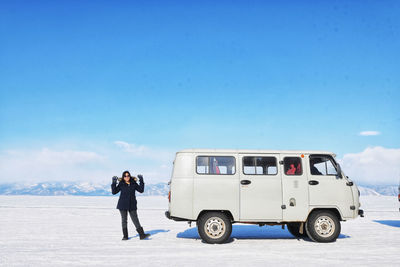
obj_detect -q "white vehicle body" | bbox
[166,149,363,243]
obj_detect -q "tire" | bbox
[305,210,341,243]
[287,223,308,238]
[197,212,232,244]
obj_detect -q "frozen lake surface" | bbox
[0,195,399,266]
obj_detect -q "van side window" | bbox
[309,155,337,176]
[284,157,302,175]
[243,157,277,175]
[196,156,236,175]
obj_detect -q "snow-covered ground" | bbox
[0,195,399,266]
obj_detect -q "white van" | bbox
[165,149,364,243]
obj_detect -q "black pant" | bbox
[119,209,142,230]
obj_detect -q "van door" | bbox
[280,154,309,221]
[308,154,354,219]
[239,154,282,221]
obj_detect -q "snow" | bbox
[0,195,399,266]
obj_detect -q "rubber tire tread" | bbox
[305,210,341,243]
[197,212,232,244]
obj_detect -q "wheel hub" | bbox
[204,217,226,239]
[314,216,335,237]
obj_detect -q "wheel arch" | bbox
[196,210,234,222]
[308,207,343,221]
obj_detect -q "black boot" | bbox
[137,227,150,240]
[122,227,129,240]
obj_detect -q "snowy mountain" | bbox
[0,182,169,196]
[358,185,399,196]
[357,186,381,196]
[370,185,399,196]
[0,182,397,196]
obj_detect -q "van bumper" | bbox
[165,211,172,220]
[165,211,189,221]
[358,209,364,217]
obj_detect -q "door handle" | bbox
[241,180,251,185]
[309,180,319,185]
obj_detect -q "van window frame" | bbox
[242,156,278,176]
[283,156,303,176]
[309,154,338,176]
[195,155,236,175]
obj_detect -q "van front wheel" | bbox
[305,210,340,242]
[197,212,232,244]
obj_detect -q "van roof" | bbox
[178,149,336,157]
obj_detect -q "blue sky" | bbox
[0,1,399,184]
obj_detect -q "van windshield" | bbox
[309,155,337,176]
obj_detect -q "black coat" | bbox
[111,178,144,210]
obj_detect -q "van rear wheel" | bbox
[287,223,307,238]
[305,210,340,242]
[197,212,232,244]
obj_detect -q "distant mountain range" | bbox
[0,182,169,196]
[0,182,397,196]
[359,185,399,196]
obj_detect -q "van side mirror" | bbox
[336,163,343,179]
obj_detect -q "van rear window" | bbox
[196,156,236,175]
[243,156,277,175]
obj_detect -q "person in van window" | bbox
[213,158,221,174]
[310,159,322,175]
[286,164,296,175]
[111,171,150,240]
[295,163,302,175]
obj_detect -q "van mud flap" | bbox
[358,209,364,217]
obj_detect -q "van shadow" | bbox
[130,229,170,239]
[177,225,350,242]
[374,220,400,228]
